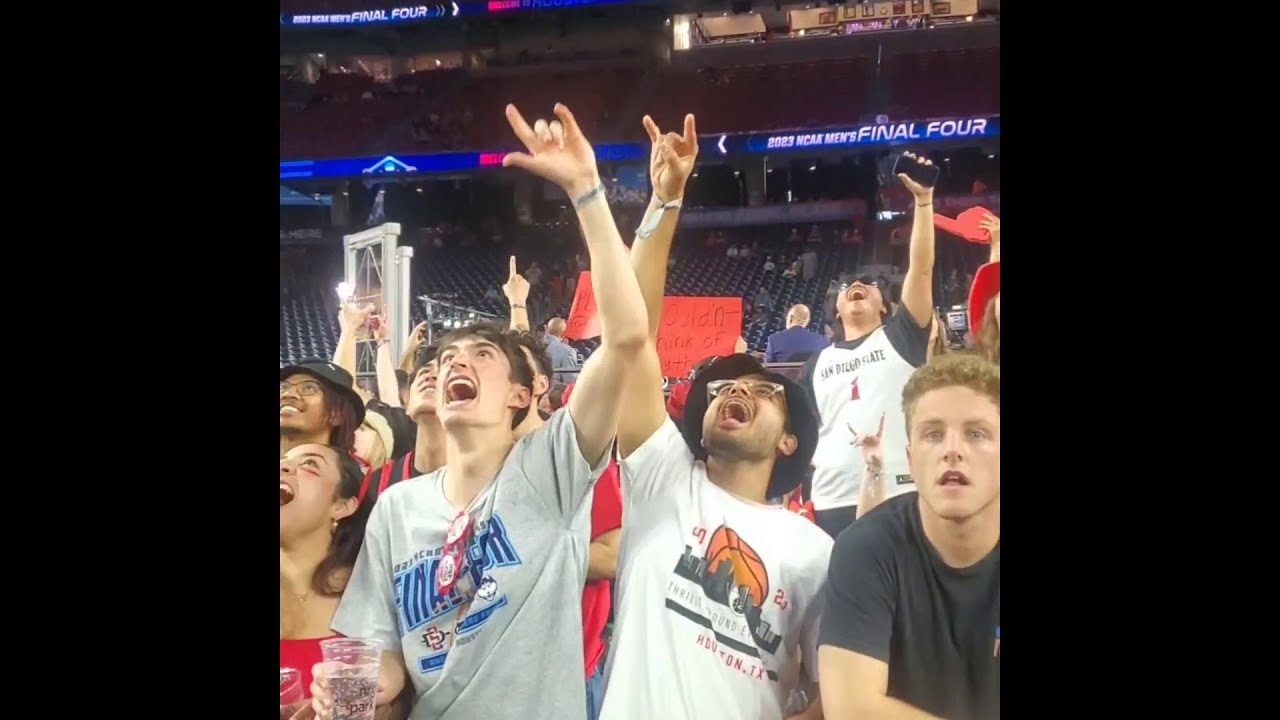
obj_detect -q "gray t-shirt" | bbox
[333,408,605,720]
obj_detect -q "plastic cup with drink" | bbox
[319,638,383,720]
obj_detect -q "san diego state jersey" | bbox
[802,310,930,511]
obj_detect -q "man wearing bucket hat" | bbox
[280,360,367,455]
[599,112,832,720]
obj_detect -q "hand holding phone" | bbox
[877,152,940,190]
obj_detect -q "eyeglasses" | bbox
[840,276,878,291]
[280,380,323,397]
[707,379,785,400]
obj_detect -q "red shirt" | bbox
[280,635,340,700]
[582,458,623,676]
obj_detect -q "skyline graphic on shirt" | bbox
[669,524,783,672]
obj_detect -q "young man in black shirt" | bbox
[819,354,1000,720]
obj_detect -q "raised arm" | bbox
[979,212,1000,263]
[896,153,937,329]
[502,103,648,467]
[373,308,401,407]
[503,256,532,332]
[398,322,427,373]
[616,113,698,458]
[333,302,374,382]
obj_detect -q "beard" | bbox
[703,427,774,463]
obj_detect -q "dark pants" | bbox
[815,505,858,540]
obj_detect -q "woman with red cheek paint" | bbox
[280,444,404,719]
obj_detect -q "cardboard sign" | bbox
[564,272,742,377]
[565,271,601,340]
[656,296,743,378]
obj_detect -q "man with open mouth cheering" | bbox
[599,112,831,720]
[801,153,939,539]
[309,102,649,720]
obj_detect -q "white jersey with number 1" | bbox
[802,310,931,512]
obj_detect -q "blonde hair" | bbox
[974,294,999,365]
[902,353,1000,433]
[357,416,391,470]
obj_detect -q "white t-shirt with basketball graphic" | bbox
[802,310,931,511]
[601,418,833,720]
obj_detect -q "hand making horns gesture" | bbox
[502,103,601,198]
[642,113,698,203]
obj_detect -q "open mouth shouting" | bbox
[280,479,296,507]
[938,470,971,492]
[444,374,479,408]
[846,286,868,302]
[717,396,754,429]
[280,401,303,417]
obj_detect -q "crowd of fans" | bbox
[281,104,999,720]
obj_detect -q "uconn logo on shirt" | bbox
[393,514,523,633]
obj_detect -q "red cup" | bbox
[280,667,305,706]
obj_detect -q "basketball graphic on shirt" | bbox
[705,526,769,610]
[671,526,784,656]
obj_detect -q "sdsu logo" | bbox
[850,377,860,401]
[422,625,451,651]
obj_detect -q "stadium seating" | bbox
[279,225,864,367]
[280,50,999,159]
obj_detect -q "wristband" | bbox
[574,183,606,210]
[636,195,684,240]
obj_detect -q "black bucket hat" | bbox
[679,353,819,499]
[280,359,366,426]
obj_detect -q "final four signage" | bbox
[280,114,1000,180]
[751,117,994,152]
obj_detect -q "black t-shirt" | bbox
[820,494,1000,719]
[365,399,416,461]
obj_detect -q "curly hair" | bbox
[902,353,1000,436]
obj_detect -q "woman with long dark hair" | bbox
[280,443,390,716]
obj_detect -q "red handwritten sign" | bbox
[656,296,742,378]
[564,272,742,377]
[565,271,600,340]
